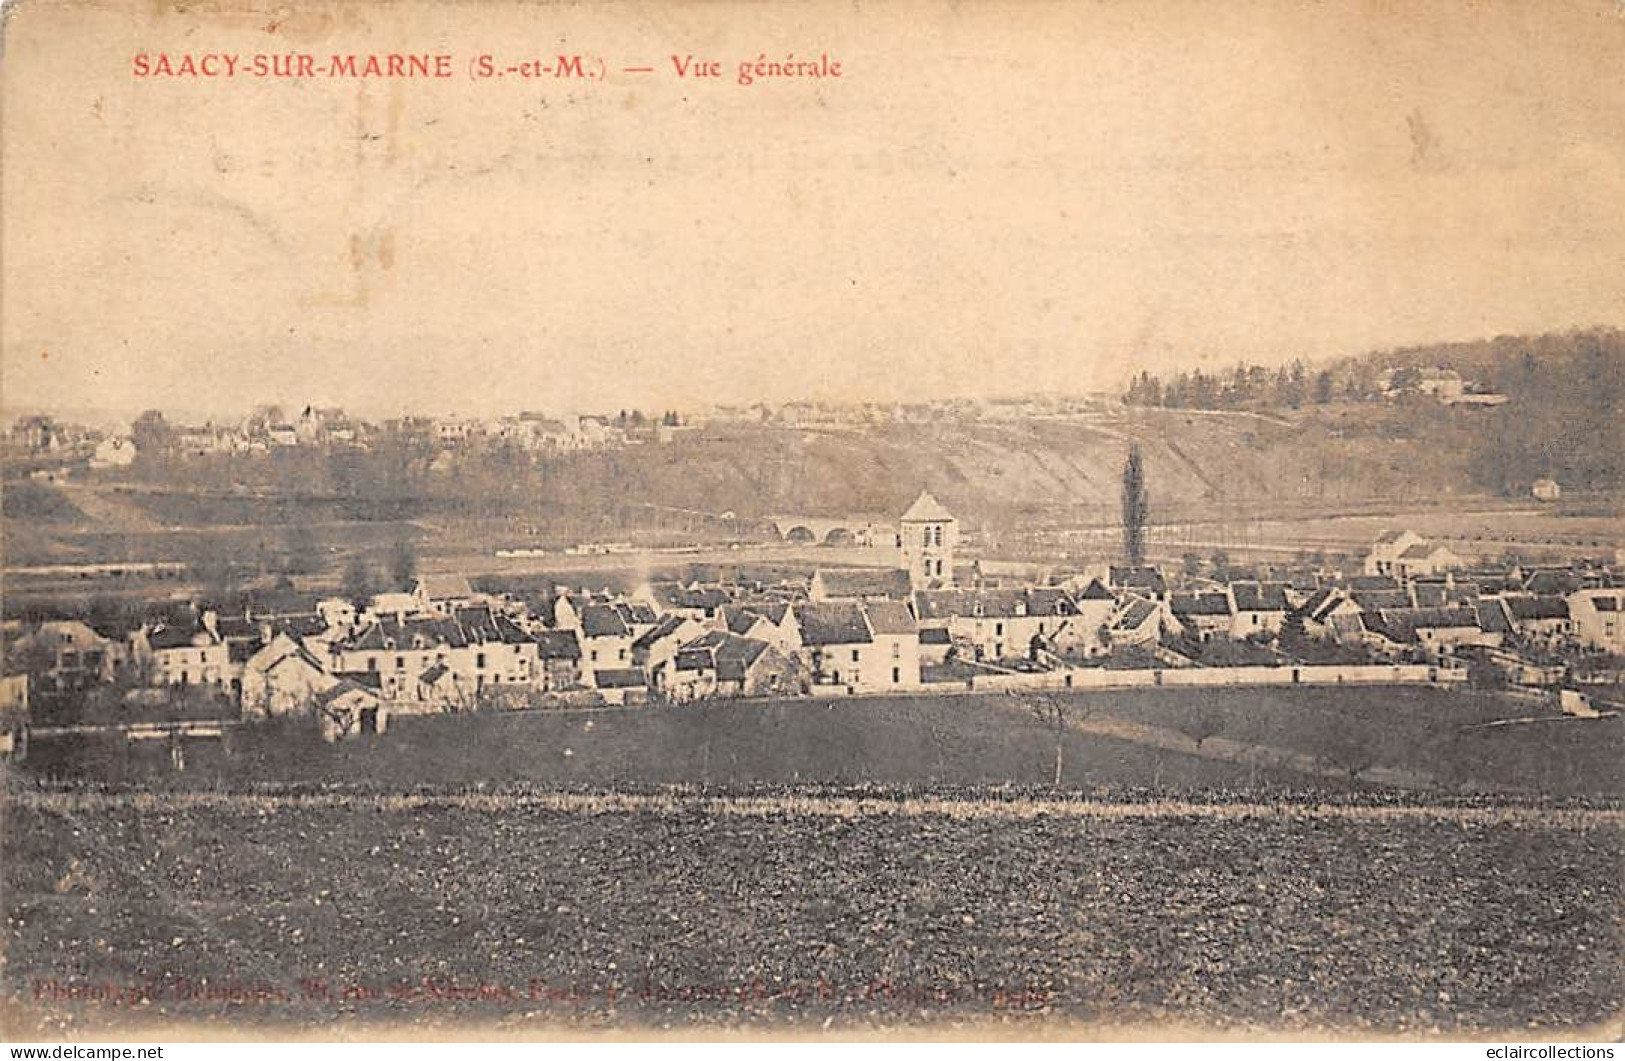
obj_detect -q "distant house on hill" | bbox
[1364,530,1425,577]
[1531,478,1562,502]
[1394,543,1464,580]
[1364,531,1461,579]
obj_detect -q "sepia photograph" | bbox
[1,0,1622,1045]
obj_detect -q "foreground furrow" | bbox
[8,789,1624,829]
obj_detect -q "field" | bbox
[77,686,1615,799]
[4,793,1621,1036]
[7,689,1623,1036]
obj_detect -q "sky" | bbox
[3,0,1623,423]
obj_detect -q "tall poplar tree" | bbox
[1121,444,1149,567]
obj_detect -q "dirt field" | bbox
[4,791,1619,1036]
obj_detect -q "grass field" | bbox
[4,793,1620,1035]
[143,686,1619,799]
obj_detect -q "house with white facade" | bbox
[1569,589,1625,654]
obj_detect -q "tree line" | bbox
[1122,359,1378,411]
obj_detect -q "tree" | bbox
[1175,703,1227,750]
[1121,444,1149,567]
[1279,610,1310,657]
[129,409,173,456]
[341,556,375,609]
[387,538,418,591]
[1313,369,1335,404]
[1026,691,1091,788]
[1319,714,1380,784]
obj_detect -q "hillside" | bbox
[5,329,1618,562]
[1123,326,1624,499]
[0,403,1561,552]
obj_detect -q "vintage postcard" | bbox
[1,0,1622,1044]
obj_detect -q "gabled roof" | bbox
[331,669,380,690]
[1474,600,1512,634]
[1076,578,1114,601]
[793,602,873,646]
[147,623,213,650]
[1523,570,1581,596]
[593,667,647,689]
[532,629,582,660]
[455,607,532,645]
[1231,582,1289,612]
[815,568,913,601]
[1352,589,1412,612]
[1110,567,1167,594]
[1399,543,1446,561]
[864,600,918,635]
[260,643,325,674]
[899,491,955,522]
[650,583,731,612]
[1506,596,1570,621]
[1411,581,1478,608]
[270,614,329,639]
[675,630,771,678]
[314,678,378,707]
[731,600,790,625]
[613,601,659,626]
[631,614,689,651]
[1171,592,1231,617]
[1367,607,1479,643]
[1112,597,1158,630]
[339,616,468,652]
[580,604,631,639]
[720,606,771,636]
[1297,587,1339,622]
[1024,588,1077,616]
[416,574,474,601]
[213,616,260,641]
